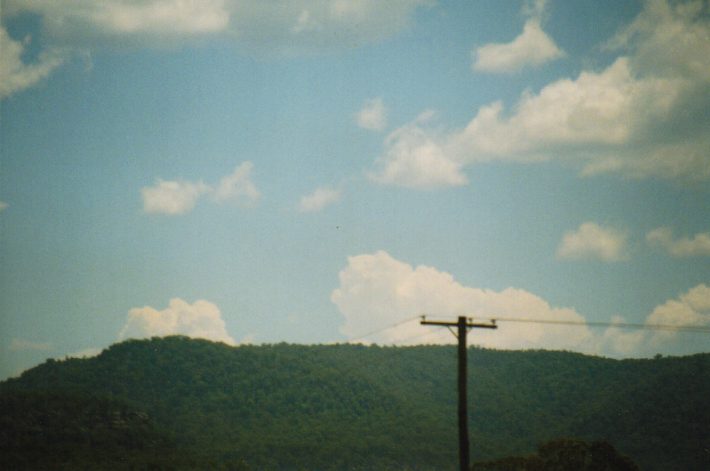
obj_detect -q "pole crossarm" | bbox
[420,316,498,330]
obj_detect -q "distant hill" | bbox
[1,337,708,470]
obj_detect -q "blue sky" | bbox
[1,0,709,378]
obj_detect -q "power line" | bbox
[345,315,710,347]
[476,317,710,333]
[346,316,421,343]
[419,314,710,333]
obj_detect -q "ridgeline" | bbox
[1,336,708,470]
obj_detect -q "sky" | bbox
[1,0,709,379]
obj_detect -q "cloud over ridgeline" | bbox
[331,251,594,351]
[372,0,710,186]
[142,162,259,215]
[331,251,710,357]
[119,298,236,345]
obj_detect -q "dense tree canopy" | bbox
[1,337,707,470]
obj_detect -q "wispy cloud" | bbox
[557,222,629,262]
[8,338,52,352]
[119,298,236,345]
[1,0,431,97]
[0,26,64,99]
[141,161,258,215]
[298,186,341,213]
[141,179,211,215]
[647,227,710,257]
[213,162,261,207]
[356,97,387,131]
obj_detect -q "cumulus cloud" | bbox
[141,161,258,215]
[373,0,710,185]
[141,179,210,215]
[0,26,64,99]
[298,186,341,212]
[331,251,594,351]
[369,111,468,189]
[119,298,236,345]
[331,251,710,357]
[646,227,710,257]
[642,284,710,354]
[556,222,629,262]
[213,162,260,207]
[356,97,387,131]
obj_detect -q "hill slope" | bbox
[1,337,708,470]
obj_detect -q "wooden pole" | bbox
[457,316,469,471]
[420,316,497,471]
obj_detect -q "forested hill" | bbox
[1,337,708,470]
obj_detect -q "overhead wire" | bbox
[471,317,710,333]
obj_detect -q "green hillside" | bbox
[1,337,708,470]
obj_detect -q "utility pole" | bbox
[421,316,497,471]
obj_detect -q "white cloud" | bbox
[642,284,710,354]
[8,338,52,352]
[66,347,102,358]
[647,227,710,257]
[473,0,563,73]
[1,0,430,96]
[141,161,259,215]
[0,26,64,99]
[298,186,341,212]
[331,251,594,351]
[594,316,646,356]
[141,179,210,215]
[3,0,430,51]
[213,161,260,206]
[369,111,468,189]
[556,222,629,262]
[373,0,710,185]
[119,298,236,345]
[93,0,229,35]
[3,1,229,39]
[473,19,564,73]
[331,252,710,357]
[356,97,387,131]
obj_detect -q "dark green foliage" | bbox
[1,337,708,470]
[471,438,639,471]
[0,390,207,470]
